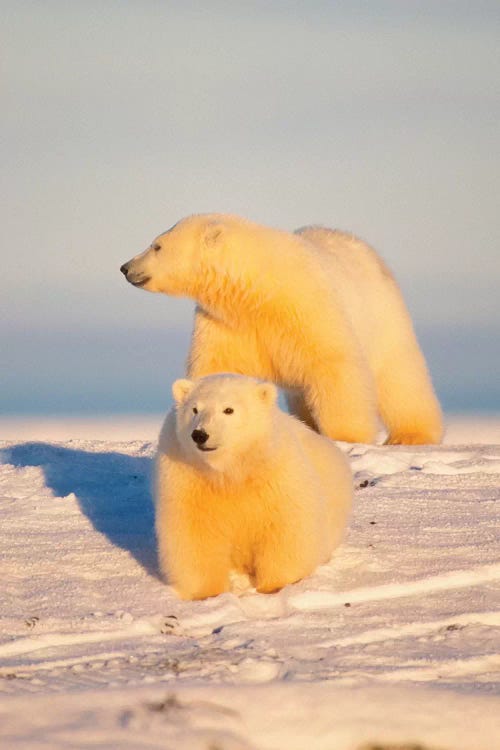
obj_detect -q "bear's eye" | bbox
[152,243,161,252]
[223,407,234,415]
[192,407,198,414]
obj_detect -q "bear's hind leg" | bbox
[376,346,443,445]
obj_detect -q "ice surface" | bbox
[0,437,499,749]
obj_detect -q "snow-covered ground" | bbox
[1,421,499,749]
[2,413,500,443]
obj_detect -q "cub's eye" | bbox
[152,243,161,252]
[223,407,234,415]
[192,407,198,414]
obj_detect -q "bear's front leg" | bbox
[271,315,378,444]
[304,353,378,444]
[157,500,231,600]
[163,539,231,601]
[174,568,230,601]
[254,557,309,594]
[187,306,263,379]
[253,526,314,594]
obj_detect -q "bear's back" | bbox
[296,225,412,370]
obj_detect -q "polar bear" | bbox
[155,373,353,600]
[121,213,443,444]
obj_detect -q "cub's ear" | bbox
[256,382,278,405]
[204,222,225,248]
[172,379,194,404]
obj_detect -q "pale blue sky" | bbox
[2,1,499,414]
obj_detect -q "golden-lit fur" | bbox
[122,214,443,444]
[155,374,353,600]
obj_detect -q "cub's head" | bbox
[172,374,277,473]
[119,213,246,297]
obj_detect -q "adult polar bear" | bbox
[120,214,443,444]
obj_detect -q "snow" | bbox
[1,430,499,749]
[2,413,500,443]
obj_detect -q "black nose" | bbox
[191,428,209,445]
[120,262,130,276]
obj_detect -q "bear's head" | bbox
[119,213,255,299]
[171,373,277,474]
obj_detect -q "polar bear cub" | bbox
[156,373,353,600]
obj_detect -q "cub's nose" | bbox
[120,262,130,276]
[191,428,209,445]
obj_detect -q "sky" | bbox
[2,1,499,415]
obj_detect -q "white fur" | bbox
[156,374,353,600]
[122,214,443,444]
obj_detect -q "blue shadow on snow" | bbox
[0,442,159,579]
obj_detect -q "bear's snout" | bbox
[191,428,209,445]
[120,261,151,288]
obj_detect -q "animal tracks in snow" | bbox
[0,613,185,663]
[318,611,500,650]
[288,563,500,612]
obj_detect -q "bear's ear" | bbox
[204,222,225,248]
[172,379,194,404]
[256,382,277,406]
